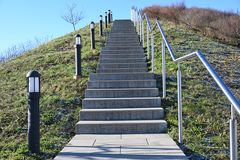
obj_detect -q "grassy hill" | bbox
[0,24,108,159]
[0,19,239,160]
[150,20,240,159]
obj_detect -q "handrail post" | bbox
[177,63,183,144]
[142,17,145,47]
[138,12,141,36]
[230,104,237,160]
[133,8,135,26]
[139,15,142,42]
[131,8,134,22]
[162,39,166,98]
[147,27,149,59]
[135,10,138,33]
[151,32,154,73]
[134,8,136,26]
[138,12,140,35]
[131,8,133,22]
[136,11,139,35]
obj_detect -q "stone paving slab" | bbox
[54,134,187,160]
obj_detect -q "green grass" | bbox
[0,24,110,159]
[148,20,240,159]
[0,19,239,160]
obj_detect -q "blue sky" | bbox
[0,0,239,55]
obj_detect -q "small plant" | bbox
[61,3,84,31]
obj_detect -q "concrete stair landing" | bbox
[54,20,187,159]
[54,134,187,160]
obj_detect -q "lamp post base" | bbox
[74,75,81,80]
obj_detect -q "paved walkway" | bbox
[54,134,187,160]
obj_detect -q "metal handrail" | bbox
[156,21,176,60]
[156,19,240,114]
[144,13,153,32]
[131,7,239,160]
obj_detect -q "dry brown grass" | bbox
[142,3,240,46]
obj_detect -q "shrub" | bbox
[142,4,240,46]
[142,2,185,23]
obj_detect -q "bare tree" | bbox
[62,3,84,31]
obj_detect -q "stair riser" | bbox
[98,63,147,69]
[87,80,156,89]
[101,50,144,54]
[99,59,145,63]
[109,30,137,37]
[80,109,164,120]
[103,47,142,50]
[85,89,159,98]
[90,73,154,80]
[109,31,138,37]
[82,98,161,109]
[107,39,139,42]
[107,36,137,38]
[107,38,140,42]
[110,29,135,31]
[110,32,136,34]
[106,43,141,46]
[100,54,145,58]
[107,37,139,40]
[96,68,148,73]
[76,122,167,134]
[110,28,135,30]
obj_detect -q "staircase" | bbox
[54,20,187,160]
[76,20,167,134]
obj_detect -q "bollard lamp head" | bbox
[90,21,95,29]
[26,70,40,93]
[75,34,81,46]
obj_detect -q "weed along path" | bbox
[54,20,187,159]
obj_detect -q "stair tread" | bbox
[81,107,164,112]
[91,72,152,75]
[89,79,155,82]
[84,97,160,100]
[77,120,167,124]
[86,88,157,91]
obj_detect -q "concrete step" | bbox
[76,120,167,134]
[97,63,147,69]
[107,39,140,43]
[100,54,145,59]
[110,32,136,34]
[109,32,136,34]
[96,68,148,73]
[101,50,144,54]
[106,40,140,46]
[106,42,140,46]
[89,73,154,80]
[107,35,139,41]
[107,39,139,42]
[80,108,164,120]
[85,88,159,98]
[108,35,139,39]
[103,46,142,50]
[111,26,134,28]
[108,33,138,35]
[99,58,146,63]
[82,97,161,109]
[87,80,157,89]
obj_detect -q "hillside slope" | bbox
[0,25,108,159]
[150,20,240,159]
[0,19,239,160]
